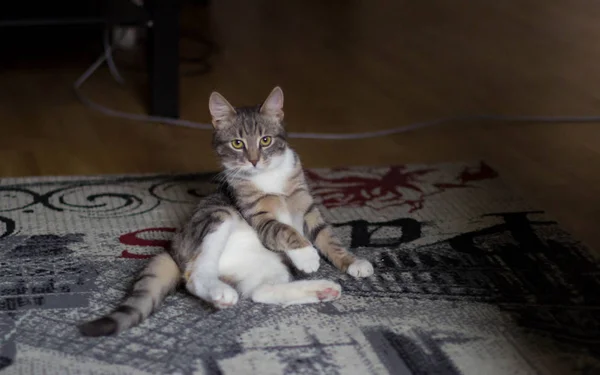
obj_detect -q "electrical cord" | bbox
[74,31,212,130]
[74,31,600,140]
[110,28,215,77]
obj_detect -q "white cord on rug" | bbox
[73,30,600,140]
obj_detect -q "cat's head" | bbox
[209,87,289,175]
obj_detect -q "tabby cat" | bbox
[79,87,374,337]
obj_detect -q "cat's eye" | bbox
[259,136,272,147]
[231,139,244,149]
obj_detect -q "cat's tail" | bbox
[78,252,181,337]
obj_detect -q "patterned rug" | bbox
[0,161,599,375]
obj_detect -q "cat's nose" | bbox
[249,159,259,167]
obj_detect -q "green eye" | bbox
[259,136,272,147]
[231,139,244,149]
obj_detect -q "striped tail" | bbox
[79,252,181,337]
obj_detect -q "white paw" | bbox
[209,283,239,309]
[347,258,374,278]
[287,246,321,273]
[313,280,342,302]
[299,280,342,302]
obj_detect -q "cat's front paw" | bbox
[347,258,374,278]
[287,246,320,273]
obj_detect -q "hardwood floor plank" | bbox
[1,0,598,252]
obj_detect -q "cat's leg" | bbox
[303,204,374,278]
[218,221,294,296]
[251,280,342,305]
[215,226,339,306]
[241,194,320,273]
[176,210,240,309]
[234,261,291,298]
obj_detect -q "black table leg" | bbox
[146,0,180,118]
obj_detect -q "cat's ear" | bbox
[209,91,236,128]
[260,86,284,121]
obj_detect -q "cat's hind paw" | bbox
[316,285,342,301]
[209,283,239,309]
[347,258,374,278]
[297,280,342,303]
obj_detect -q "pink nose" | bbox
[249,159,259,167]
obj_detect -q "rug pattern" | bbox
[0,162,599,375]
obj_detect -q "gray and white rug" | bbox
[0,161,598,374]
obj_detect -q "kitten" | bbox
[79,87,374,337]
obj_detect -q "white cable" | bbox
[104,29,125,85]
[73,31,600,140]
[73,31,212,130]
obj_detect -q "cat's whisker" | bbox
[78,86,370,337]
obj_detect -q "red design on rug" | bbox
[119,227,176,259]
[305,162,497,212]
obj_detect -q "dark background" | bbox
[0,0,599,256]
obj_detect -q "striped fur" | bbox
[210,87,373,276]
[78,87,373,337]
[79,194,235,337]
[228,148,358,271]
[78,252,180,336]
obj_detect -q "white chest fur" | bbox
[250,148,296,195]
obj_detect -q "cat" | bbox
[78,87,374,337]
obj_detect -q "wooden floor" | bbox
[1,0,599,252]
